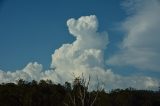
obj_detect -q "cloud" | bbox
[0,62,42,83]
[51,15,108,76]
[107,0,160,71]
[0,15,159,90]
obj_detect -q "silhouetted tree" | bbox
[0,78,160,106]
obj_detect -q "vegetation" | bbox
[0,78,159,106]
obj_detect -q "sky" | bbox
[0,0,160,90]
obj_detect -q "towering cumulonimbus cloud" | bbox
[0,15,159,90]
[51,15,108,81]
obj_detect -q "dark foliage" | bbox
[0,79,159,106]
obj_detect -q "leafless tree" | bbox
[64,73,102,106]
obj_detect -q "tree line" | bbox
[0,78,160,106]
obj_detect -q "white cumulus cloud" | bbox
[0,15,159,90]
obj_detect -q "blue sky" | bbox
[0,0,124,70]
[0,0,160,90]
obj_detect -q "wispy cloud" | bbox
[107,0,160,71]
